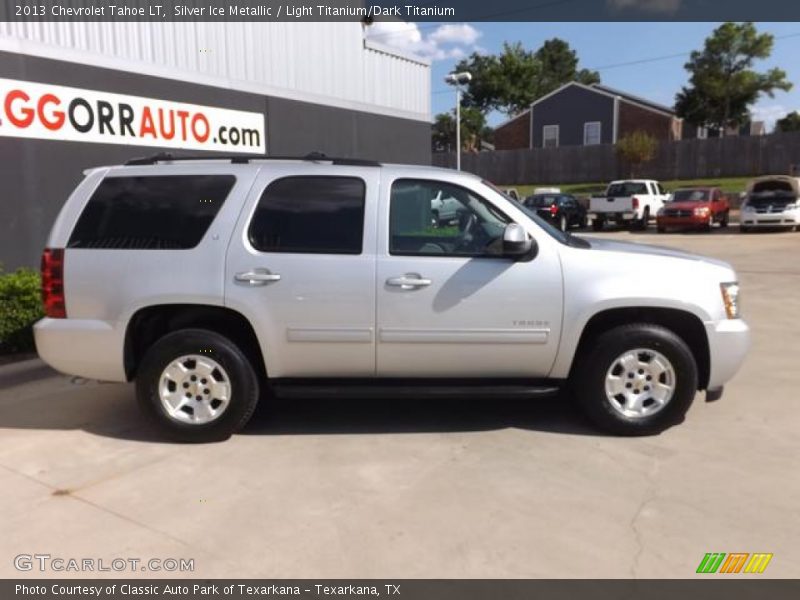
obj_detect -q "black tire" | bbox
[656,224,666,233]
[740,225,750,233]
[634,207,650,231]
[719,211,729,228]
[592,217,604,232]
[702,215,713,232]
[572,324,698,436]
[579,215,588,229]
[136,328,260,443]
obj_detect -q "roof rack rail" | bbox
[124,152,380,167]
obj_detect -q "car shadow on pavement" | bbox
[242,392,603,438]
[0,372,605,441]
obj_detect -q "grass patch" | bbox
[510,177,751,198]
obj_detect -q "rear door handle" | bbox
[386,274,432,290]
[234,269,281,286]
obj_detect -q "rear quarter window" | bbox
[68,175,235,249]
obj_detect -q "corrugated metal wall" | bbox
[0,21,430,121]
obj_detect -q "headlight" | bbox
[742,204,755,213]
[720,282,741,319]
[694,206,710,216]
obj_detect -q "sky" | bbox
[365,21,800,129]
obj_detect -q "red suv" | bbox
[657,187,730,232]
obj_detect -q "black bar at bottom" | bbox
[3,580,800,600]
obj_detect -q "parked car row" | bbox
[515,175,800,234]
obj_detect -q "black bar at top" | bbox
[3,0,800,22]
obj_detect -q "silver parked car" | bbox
[35,154,750,441]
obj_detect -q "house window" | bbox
[543,125,559,148]
[583,122,601,145]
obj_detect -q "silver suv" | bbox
[35,154,750,441]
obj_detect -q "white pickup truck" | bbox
[589,179,669,231]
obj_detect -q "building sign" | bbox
[0,78,266,154]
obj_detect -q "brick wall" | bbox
[494,112,531,150]
[618,101,678,142]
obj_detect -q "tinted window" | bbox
[68,175,235,249]
[249,176,365,254]
[607,182,648,196]
[525,194,558,207]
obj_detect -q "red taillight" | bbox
[41,248,66,318]
[550,204,559,215]
[631,197,640,210]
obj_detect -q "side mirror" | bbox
[503,223,535,260]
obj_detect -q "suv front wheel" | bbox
[136,328,260,442]
[573,324,698,435]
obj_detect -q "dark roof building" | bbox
[494,82,684,150]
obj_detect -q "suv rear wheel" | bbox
[136,328,259,442]
[573,324,698,435]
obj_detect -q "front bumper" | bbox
[704,318,750,390]
[34,317,127,382]
[657,215,709,229]
[740,210,800,228]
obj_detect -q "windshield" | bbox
[607,182,648,196]
[672,189,710,202]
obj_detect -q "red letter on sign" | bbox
[191,113,210,142]
[139,106,156,138]
[5,89,35,127]
[38,94,65,130]
[176,110,190,141]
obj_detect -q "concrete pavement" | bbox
[1,226,798,578]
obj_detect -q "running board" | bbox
[269,379,562,400]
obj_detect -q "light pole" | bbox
[444,71,472,170]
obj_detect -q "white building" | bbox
[0,21,432,268]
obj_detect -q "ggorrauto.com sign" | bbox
[0,77,266,153]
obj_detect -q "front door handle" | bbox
[386,274,432,290]
[235,269,281,286]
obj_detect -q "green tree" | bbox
[616,131,657,178]
[534,38,600,98]
[455,38,599,116]
[675,22,792,130]
[431,107,489,153]
[456,43,539,115]
[775,111,800,133]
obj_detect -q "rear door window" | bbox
[248,176,366,254]
[68,175,235,249]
